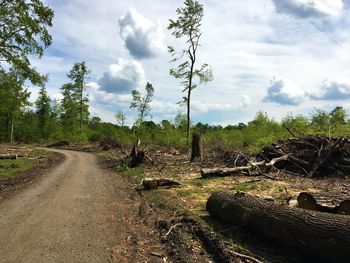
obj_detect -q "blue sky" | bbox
[29,0,350,126]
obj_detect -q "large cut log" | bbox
[207,191,350,262]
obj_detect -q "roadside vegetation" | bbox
[0,148,53,179]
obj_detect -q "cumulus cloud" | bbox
[264,77,305,105]
[119,8,164,59]
[310,80,350,100]
[96,58,145,94]
[272,0,344,18]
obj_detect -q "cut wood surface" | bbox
[207,191,350,262]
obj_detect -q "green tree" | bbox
[282,113,309,134]
[130,82,154,125]
[0,0,54,85]
[311,109,330,135]
[0,69,30,142]
[330,106,347,125]
[61,83,78,134]
[168,0,213,143]
[61,62,90,138]
[35,86,51,139]
[67,62,90,136]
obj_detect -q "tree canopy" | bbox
[0,0,54,85]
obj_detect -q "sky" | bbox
[29,0,350,126]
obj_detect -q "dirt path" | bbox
[0,149,133,263]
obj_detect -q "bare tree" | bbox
[168,0,213,143]
[115,111,126,127]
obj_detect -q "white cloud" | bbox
[310,79,350,100]
[31,0,350,125]
[272,0,344,18]
[119,8,165,59]
[264,77,305,105]
[96,58,145,94]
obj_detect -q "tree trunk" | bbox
[207,191,350,262]
[129,139,144,168]
[186,88,191,145]
[10,111,15,143]
[190,132,203,162]
[201,155,291,178]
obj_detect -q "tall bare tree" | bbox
[168,0,213,143]
[115,111,126,127]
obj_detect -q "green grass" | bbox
[0,148,52,180]
[176,188,205,197]
[0,159,33,179]
[230,181,273,192]
[116,163,144,178]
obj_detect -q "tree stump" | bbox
[190,132,203,162]
[129,139,144,168]
[207,191,350,262]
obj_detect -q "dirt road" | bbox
[0,149,134,263]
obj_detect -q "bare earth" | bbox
[0,149,162,263]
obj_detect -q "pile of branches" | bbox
[99,137,122,151]
[257,135,350,177]
[201,135,350,178]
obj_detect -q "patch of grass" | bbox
[116,163,144,178]
[189,177,223,187]
[176,188,205,197]
[0,159,33,179]
[275,184,285,192]
[230,181,273,192]
[0,148,54,179]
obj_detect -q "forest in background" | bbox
[1,72,349,153]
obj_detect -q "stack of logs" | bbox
[201,135,350,178]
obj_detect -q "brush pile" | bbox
[257,135,350,177]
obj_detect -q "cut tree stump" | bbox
[190,132,203,162]
[207,191,350,262]
[129,139,145,168]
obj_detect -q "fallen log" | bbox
[201,155,290,178]
[138,178,181,190]
[0,154,17,160]
[207,191,350,262]
[297,192,350,215]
